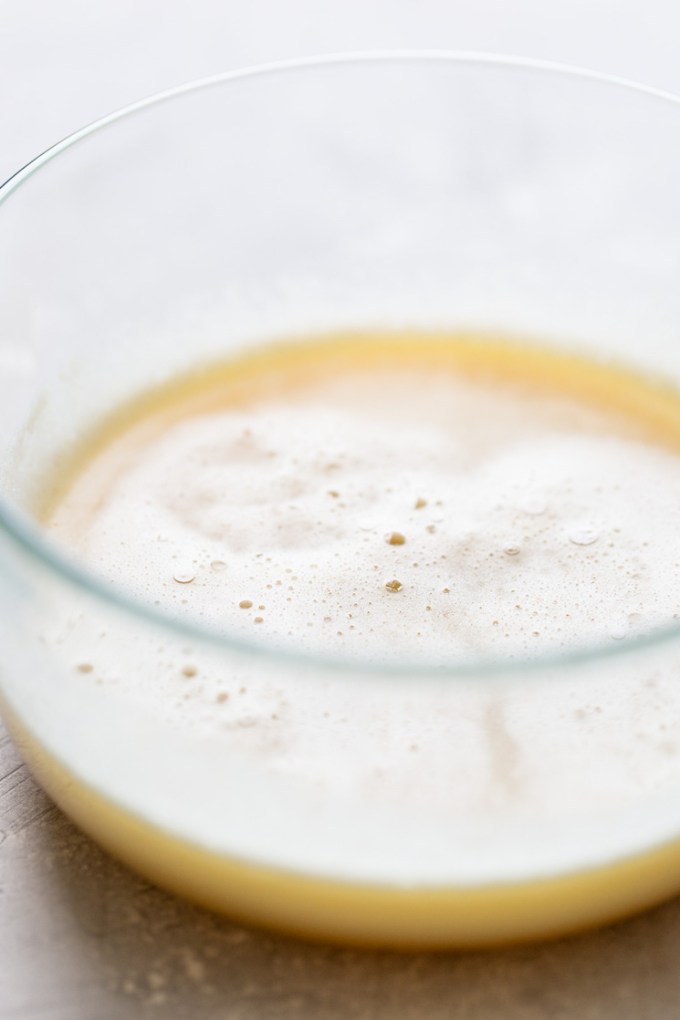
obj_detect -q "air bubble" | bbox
[387,532,406,545]
[568,527,599,547]
[609,618,629,641]
[521,496,546,516]
[173,569,196,584]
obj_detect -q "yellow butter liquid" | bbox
[12,331,680,947]
[10,703,680,949]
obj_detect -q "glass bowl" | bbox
[3,53,680,948]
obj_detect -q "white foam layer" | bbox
[49,366,680,661]
[37,357,680,883]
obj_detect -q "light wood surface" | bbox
[2,720,679,1019]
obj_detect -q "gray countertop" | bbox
[2,722,679,1020]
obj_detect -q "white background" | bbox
[3,0,680,186]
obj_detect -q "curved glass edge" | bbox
[3,50,680,206]
[2,50,680,680]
